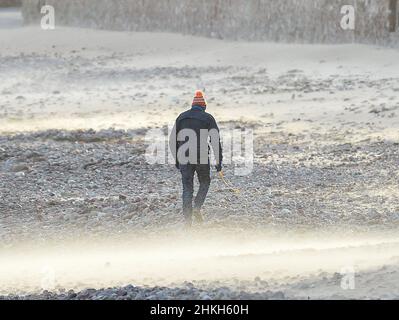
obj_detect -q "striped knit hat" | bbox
[192,90,207,108]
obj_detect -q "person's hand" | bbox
[215,164,222,172]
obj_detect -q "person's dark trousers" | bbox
[180,164,211,220]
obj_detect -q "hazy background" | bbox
[20,0,399,45]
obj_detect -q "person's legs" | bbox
[180,164,195,225]
[194,164,211,210]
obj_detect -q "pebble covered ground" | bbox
[1,124,398,300]
[1,126,398,245]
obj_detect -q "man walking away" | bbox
[170,90,223,228]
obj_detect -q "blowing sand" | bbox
[1,8,399,299]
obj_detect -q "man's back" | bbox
[173,106,222,166]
